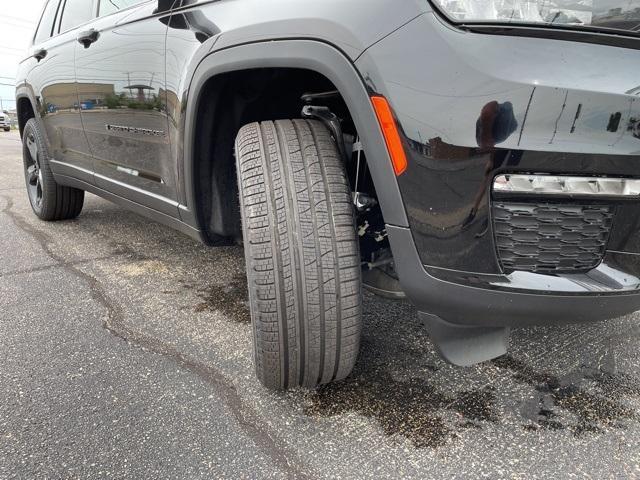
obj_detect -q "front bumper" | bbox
[357,12,640,326]
[389,225,640,327]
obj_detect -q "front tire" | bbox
[235,119,362,390]
[22,118,84,221]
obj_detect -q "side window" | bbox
[58,0,95,33]
[99,0,148,17]
[34,0,62,44]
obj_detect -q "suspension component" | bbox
[301,104,350,164]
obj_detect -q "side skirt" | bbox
[53,173,205,243]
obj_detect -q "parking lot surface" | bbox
[0,130,639,479]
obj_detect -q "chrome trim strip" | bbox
[494,174,640,196]
[50,159,94,176]
[94,172,179,207]
[50,159,178,207]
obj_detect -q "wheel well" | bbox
[16,97,35,137]
[192,68,356,242]
[194,66,394,288]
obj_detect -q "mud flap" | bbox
[419,312,510,367]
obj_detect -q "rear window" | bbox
[58,0,95,33]
[34,0,61,44]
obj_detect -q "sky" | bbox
[0,0,47,110]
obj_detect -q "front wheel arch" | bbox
[16,94,37,138]
[181,39,410,243]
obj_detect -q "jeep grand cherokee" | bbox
[16,0,640,389]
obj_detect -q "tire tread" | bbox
[235,119,362,390]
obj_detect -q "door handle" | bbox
[77,29,100,48]
[33,48,47,62]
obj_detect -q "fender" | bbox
[180,39,410,238]
[14,85,39,136]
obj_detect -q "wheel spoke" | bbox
[26,165,38,185]
[36,177,42,204]
[26,135,38,164]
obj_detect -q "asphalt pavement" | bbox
[0,129,639,479]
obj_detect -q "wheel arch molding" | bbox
[15,89,38,138]
[180,39,410,241]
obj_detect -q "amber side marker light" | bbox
[371,95,408,176]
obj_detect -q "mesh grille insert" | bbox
[492,202,614,273]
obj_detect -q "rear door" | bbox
[26,0,96,184]
[75,0,177,216]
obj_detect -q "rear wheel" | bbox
[235,119,362,390]
[22,118,84,221]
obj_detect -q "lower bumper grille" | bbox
[492,202,614,273]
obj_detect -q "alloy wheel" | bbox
[24,131,43,208]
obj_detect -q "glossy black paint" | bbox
[358,12,640,293]
[396,147,640,274]
[23,23,94,180]
[75,3,178,215]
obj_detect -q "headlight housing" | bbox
[430,0,640,35]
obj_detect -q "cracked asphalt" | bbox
[1,130,639,479]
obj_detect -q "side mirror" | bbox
[160,8,221,43]
[155,0,175,14]
[160,13,189,29]
[156,0,198,13]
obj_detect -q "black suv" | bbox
[16,0,640,389]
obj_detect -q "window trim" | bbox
[56,0,99,37]
[32,0,63,45]
[35,0,159,44]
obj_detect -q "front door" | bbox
[75,1,177,216]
